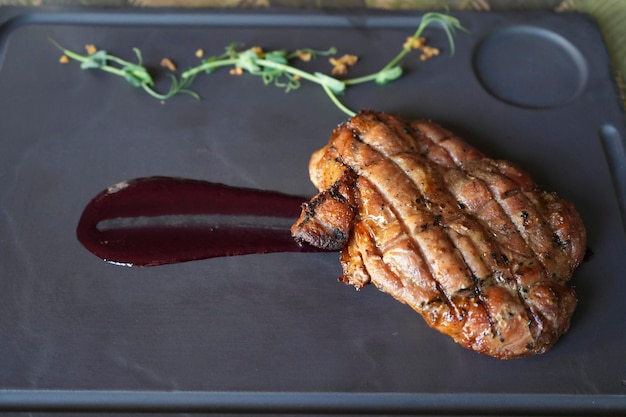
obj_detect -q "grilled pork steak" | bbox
[291,111,586,359]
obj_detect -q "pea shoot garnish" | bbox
[52,39,199,101]
[53,12,465,116]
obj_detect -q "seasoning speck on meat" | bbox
[291,111,586,359]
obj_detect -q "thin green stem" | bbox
[342,73,380,86]
[379,46,412,75]
[343,12,463,86]
[321,83,356,117]
[383,13,439,71]
[59,48,85,62]
[61,48,127,77]
[98,65,127,78]
[181,58,238,79]
[105,54,136,68]
[255,59,327,87]
[141,84,170,100]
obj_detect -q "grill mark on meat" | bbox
[413,122,567,280]
[407,124,542,265]
[361,175,462,318]
[426,142,578,352]
[345,115,544,350]
[392,123,532,274]
[520,287,544,341]
[292,112,585,359]
[409,122,573,303]
[337,128,473,306]
[353,181,501,347]
[356,176,468,324]
[410,120,485,167]
[341,127,515,344]
[444,172,544,282]
[519,189,584,279]
[350,115,532,341]
[382,119,525,278]
[397,123,538,347]
[409,123,548,343]
[410,129,541,272]
[462,166,576,336]
[410,123,543,264]
[354,209,438,310]
[467,166,556,276]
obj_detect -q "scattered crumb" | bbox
[195,48,204,58]
[296,51,312,62]
[250,46,265,58]
[403,36,426,50]
[403,37,440,61]
[420,45,440,61]
[229,67,244,76]
[59,54,70,64]
[160,58,177,72]
[85,44,97,55]
[329,54,358,76]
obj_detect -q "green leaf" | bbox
[79,50,108,70]
[236,49,261,73]
[314,72,346,94]
[375,66,403,85]
[122,64,153,87]
[264,50,289,65]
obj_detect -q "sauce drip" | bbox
[76,176,323,267]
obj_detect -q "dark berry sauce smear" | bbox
[76,176,324,267]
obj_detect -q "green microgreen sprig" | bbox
[53,12,465,116]
[180,44,342,93]
[343,12,465,88]
[51,39,199,100]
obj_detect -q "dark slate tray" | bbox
[0,7,625,415]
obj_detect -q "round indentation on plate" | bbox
[473,26,588,108]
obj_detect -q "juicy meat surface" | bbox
[291,111,586,359]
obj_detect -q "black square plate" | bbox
[0,7,624,415]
